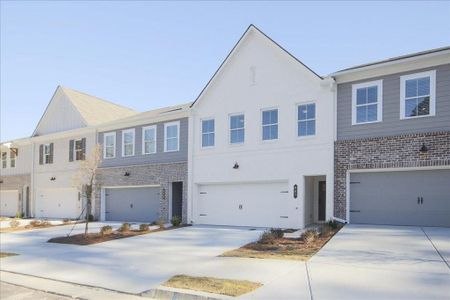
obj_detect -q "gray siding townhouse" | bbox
[332,47,450,227]
[95,103,190,224]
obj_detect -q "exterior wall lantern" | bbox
[124,172,130,176]
[50,177,56,181]
[419,143,428,153]
[233,162,239,169]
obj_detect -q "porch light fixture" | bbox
[419,143,428,153]
[50,177,56,181]
[124,172,130,177]
[233,162,239,169]
[0,180,3,184]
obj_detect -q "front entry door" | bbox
[318,181,326,221]
[171,182,183,219]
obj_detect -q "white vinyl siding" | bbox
[142,125,157,155]
[229,114,245,144]
[352,80,383,125]
[400,70,436,119]
[122,129,135,157]
[262,109,278,141]
[201,119,215,148]
[164,121,180,152]
[298,103,316,137]
[103,132,116,159]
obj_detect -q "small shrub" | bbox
[139,223,150,231]
[171,216,181,227]
[15,212,24,219]
[41,220,51,227]
[320,225,333,237]
[9,219,20,228]
[118,222,131,232]
[258,231,276,244]
[270,228,284,239]
[151,221,157,226]
[100,225,113,236]
[156,219,165,229]
[29,220,42,227]
[301,229,319,244]
[87,214,94,222]
[62,218,70,224]
[327,219,338,229]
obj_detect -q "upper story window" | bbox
[298,103,316,137]
[10,150,16,168]
[230,114,245,144]
[201,119,215,148]
[164,121,180,152]
[122,129,135,157]
[142,125,157,155]
[352,80,383,125]
[40,143,53,165]
[69,138,86,162]
[400,70,436,119]
[262,109,278,141]
[103,132,116,159]
[1,152,6,168]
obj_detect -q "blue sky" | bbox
[1,1,449,141]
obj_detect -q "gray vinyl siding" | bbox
[98,117,188,168]
[337,63,450,140]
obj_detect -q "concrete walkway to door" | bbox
[306,225,450,299]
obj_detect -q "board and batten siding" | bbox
[336,63,450,140]
[98,117,188,168]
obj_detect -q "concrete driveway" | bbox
[0,223,302,295]
[308,225,450,299]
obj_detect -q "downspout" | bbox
[30,141,35,217]
[187,108,195,224]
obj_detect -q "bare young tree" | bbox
[73,144,102,236]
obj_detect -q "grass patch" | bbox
[0,252,18,258]
[221,224,343,261]
[48,224,191,245]
[163,275,262,297]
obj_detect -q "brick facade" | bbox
[334,131,450,220]
[0,174,31,216]
[94,162,188,223]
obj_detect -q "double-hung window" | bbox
[164,121,180,152]
[262,109,278,140]
[201,119,215,148]
[104,132,116,159]
[142,125,157,154]
[1,152,6,168]
[122,129,135,157]
[10,150,16,168]
[44,144,52,164]
[400,70,436,119]
[352,80,383,125]
[298,103,316,137]
[230,114,245,144]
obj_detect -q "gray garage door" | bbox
[105,187,160,222]
[350,169,450,227]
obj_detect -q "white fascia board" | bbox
[30,126,96,143]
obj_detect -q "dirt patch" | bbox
[0,252,18,258]
[163,275,262,297]
[221,225,342,261]
[48,225,190,245]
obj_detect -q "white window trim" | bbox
[122,128,135,157]
[103,132,116,159]
[351,80,383,125]
[229,113,245,145]
[201,118,215,149]
[164,121,180,152]
[297,102,317,138]
[142,125,157,155]
[73,139,84,161]
[261,108,279,142]
[400,70,436,120]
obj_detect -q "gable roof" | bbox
[191,24,322,108]
[32,86,137,136]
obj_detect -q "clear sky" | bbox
[1,1,449,141]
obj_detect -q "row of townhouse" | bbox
[1,25,449,228]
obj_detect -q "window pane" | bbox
[230,115,244,129]
[271,110,278,124]
[202,133,214,147]
[202,120,213,133]
[231,129,244,143]
[145,128,155,140]
[405,79,417,98]
[145,141,155,153]
[167,125,178,138]
[298,105,307,120]
[417,96,430,116]
[167,138,177,151]
[405,98,418,117]
[356,88,367,105]
[307,120,316,135]
[298,122,307,136]
[262,126,271,140]
[124,132,133,144]
[124,144,133,155]
[356,106,367,123]
[367,104,378,122]
[307,104,315,119]
[367,86,378,103]
[105,146,114,157]
[271,124,278,139]
[106,135,114,146]
[417,77,430,96]
[262,111,271,125]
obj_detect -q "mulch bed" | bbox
[48,225,190,245]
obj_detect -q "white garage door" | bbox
[36,188,81,219]
[0,190,19,217]
[197,182,290,228]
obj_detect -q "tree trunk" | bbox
[84,185,92,237]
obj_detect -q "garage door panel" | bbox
[350,169,450,227]
[198,182,290,228]
[105,187,160,222]
[0,190,19,217]
[36,188,80,219]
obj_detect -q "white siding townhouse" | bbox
[188,25,335,229]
